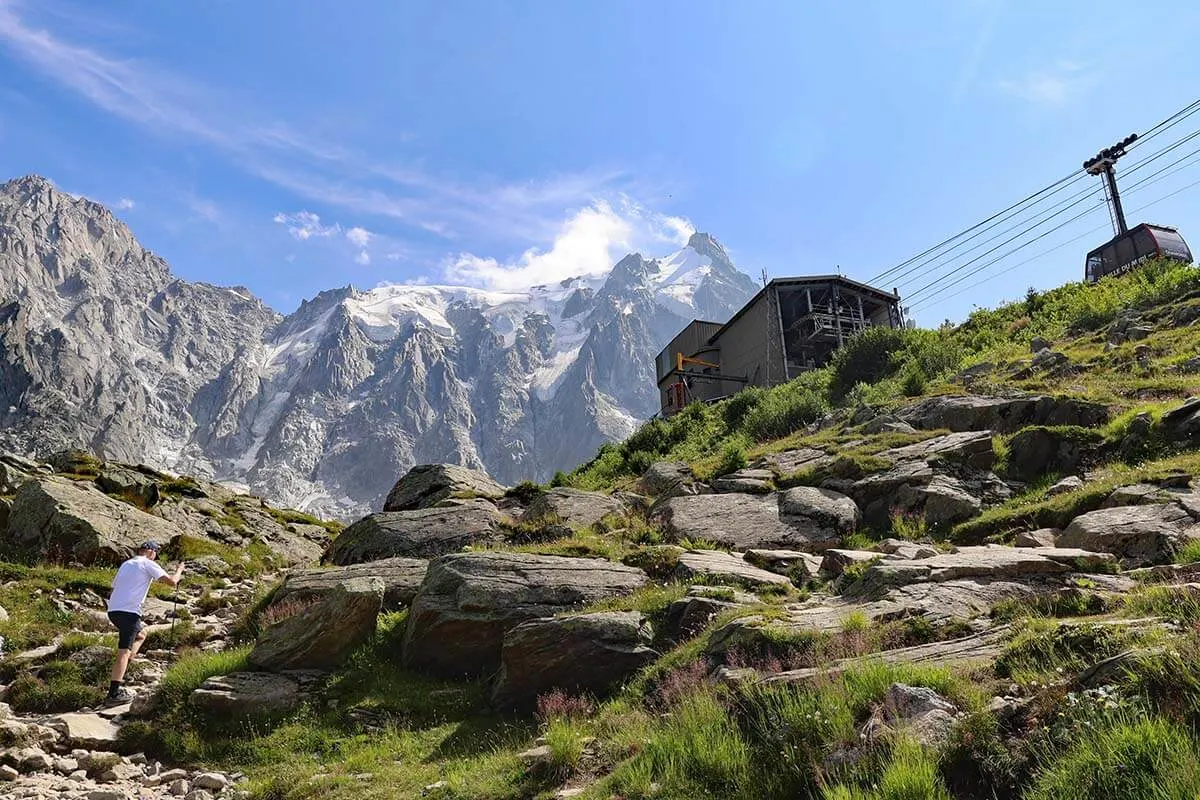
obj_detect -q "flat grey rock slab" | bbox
[673,549,791,587]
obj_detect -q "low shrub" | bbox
[829,326,910,400]
[713,436,750,476]
[7,661,105,713]
[740,378,828,442]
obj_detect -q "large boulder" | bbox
[401,552,648,678]
[672,549,792,588]
[45,713,119,750]
[1058,502,1200,566]
[248,576,383,671]
[652,492,843,552]
[900,475,982,528]
[896,395,1108,434]
[639,462,696,497]
[0,453,41,494]
[522,488,624,528]
[4,477,178,564]
[383,464,506,512]
[326,499,505,564]
[95,464,164,508]
[779,486,861,538]
[744,549,825,580]
[1005,427,1104,482]
[491,611,656,711]
[883,432,996,470]
[850,463,996,529]
[845,545,1100,597]
[1161,398,1200,445]
[269,557,428,612]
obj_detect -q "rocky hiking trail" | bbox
[1,570,259,799]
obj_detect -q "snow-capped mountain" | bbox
[0,175,758,516]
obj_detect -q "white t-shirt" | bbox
[107,555,168,615]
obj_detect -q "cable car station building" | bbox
[656,275,904,416]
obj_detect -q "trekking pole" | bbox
[170,564,179,638]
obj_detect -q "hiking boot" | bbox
[103,687,133,707]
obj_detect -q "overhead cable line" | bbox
[908,151,1200,312]
[895,122,1200,295]
[869,98,1200,286]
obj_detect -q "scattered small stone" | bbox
[87,790,126,800]
[192,772,229,791]
[423,780,449,794]
[18,747,52,772]
[169,778,190,795]
[185,790,215,800]
[518,744,553,766]
[0,764,18,781]
[1014,529,1058,548]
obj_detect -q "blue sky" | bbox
[1,0,1199,323]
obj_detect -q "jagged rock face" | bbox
[0,176,757,518]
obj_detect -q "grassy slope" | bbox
[8,260,1200,799]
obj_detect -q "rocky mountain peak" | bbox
[0,180,758,517]
[686,231,731,266]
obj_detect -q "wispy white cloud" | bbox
[998,60,1093,106]
[345,226,371,248]
[445,198,694,292]
[116,197,135,209]
[273,210,340,241]
[354,250,370,265]
[0,1,630,244]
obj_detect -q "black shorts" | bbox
[108,611,143,649]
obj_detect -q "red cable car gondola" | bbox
[1085,222,1193,282]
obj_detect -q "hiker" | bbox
[104,540,183,706]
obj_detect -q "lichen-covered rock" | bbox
[652,492,842,552]
[778,486,861,538]
[639,461,696,497]
[249,577,383,671]
[1014,529,1059,548]
[95,464,164,508]
[1162,397,1200,444]
[522,488,624,528]
[191,671,320,717]
[673,549,792,588]
[820,549,882,578]
[901,475,982,528]
[326,499,505,564]
[883,431,995,470]
[846,545,1087,597]
[270,557,428,612]
[896,395,1108,434]
[491,611,656,710]
[743,549,824,579]
[401,552,648,678]
[382,464,507,512]
[4,476,178,564]
[711,469,775,494]
[1004,427,1103,482]
[1058,501,1200,566]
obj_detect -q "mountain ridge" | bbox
[0,175,758,517]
